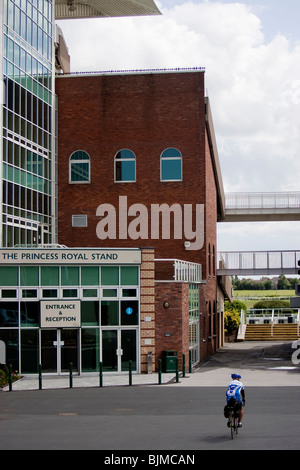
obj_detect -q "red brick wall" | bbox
[155,281,189,371]
[56,70,221,363]
[55,71,207,264]
[202,129,218,357]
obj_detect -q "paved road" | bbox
[1,341,300,452]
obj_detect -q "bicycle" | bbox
[224,402,240,439]
[228,406,239,439]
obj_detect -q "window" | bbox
[161,148,182,181]
[115,149,136,182]
[69,150,90,183]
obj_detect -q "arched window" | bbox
[69,150,90,183]
[115,149,136,182]
[160,148,182,181]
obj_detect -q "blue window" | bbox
[161,148,182,181]
[69,150,90,183]
[115,149,136,182]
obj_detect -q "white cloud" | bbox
[57,2,300,191]
[57,1,300,251]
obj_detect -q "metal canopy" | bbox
[55,0,161,20]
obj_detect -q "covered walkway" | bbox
[223,191,300,222]
[217,250,300,276]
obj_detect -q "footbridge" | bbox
[222,191,300,222]
[217,250,300,276]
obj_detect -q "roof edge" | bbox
[205,96,226,222]
[56,67,206,78]
[55,0,162,20]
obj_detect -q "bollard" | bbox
[8,364,12,391]
[129,360,132,386]
[158,359,162,384]
[147,351,153,374]
[189,350,192,374]
[175,357,179,383]
[182,354,186,378]
[39,364,42,390]
[99,362,103,387]
[69,362,73,389]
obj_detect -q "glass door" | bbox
[102,330,118,372]
[61,329,78,373]
[101,329,138,373]
[121,330,137,372]
[41,330,57,373]
[40,329,79,374]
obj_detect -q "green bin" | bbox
[162,350,178,372]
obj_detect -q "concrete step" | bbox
[245,324,300,341]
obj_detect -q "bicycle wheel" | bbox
[230,415,235,439]
[234,417,239,436]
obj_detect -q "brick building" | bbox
[55,69,231,372]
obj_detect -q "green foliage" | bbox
[232,275,299,291]
[0,364,20,388]
[224,309,241,333]
[253,299,291,310]
[225,299,247,313]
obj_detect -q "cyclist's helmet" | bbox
[231,373,241,379]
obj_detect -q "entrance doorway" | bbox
[41,329,78,374]
[102,329,138,373]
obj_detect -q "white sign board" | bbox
[0,248,142,265]
[40,301,81,328]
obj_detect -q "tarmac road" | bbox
[1,341,300,452]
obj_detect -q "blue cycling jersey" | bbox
[226,379,244,404]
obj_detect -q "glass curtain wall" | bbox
[2,0,55,247]
[189,284,200,364]
[0,264,140,374]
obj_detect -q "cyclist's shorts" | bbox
[227,397,242,410]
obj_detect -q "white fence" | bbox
[247,308,300,332]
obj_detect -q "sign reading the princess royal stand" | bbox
[0,248,142,265]
[40,300,81,328]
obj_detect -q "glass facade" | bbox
[2,0,55,247]
[189,283,200,364]
[0,264,140,374]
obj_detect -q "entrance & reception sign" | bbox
[40,300,81,328]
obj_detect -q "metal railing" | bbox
[225,191,300,209]
[247,308,300,336]
[218,250,300,276]
[155,258,202,283]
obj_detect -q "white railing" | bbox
[218,250,300,276]
[225,191,300,210]
[155,259,202,283]
[247,308,300,325]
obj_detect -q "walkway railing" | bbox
[223,191,300,222]
[225,192,300,210]
[218,250,300,276]
[155,259,202,283]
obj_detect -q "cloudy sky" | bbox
[57,0,300,254]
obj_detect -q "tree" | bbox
[225,299,247,313]
[277,275,291,290]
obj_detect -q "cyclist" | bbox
[225,373,245,428]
